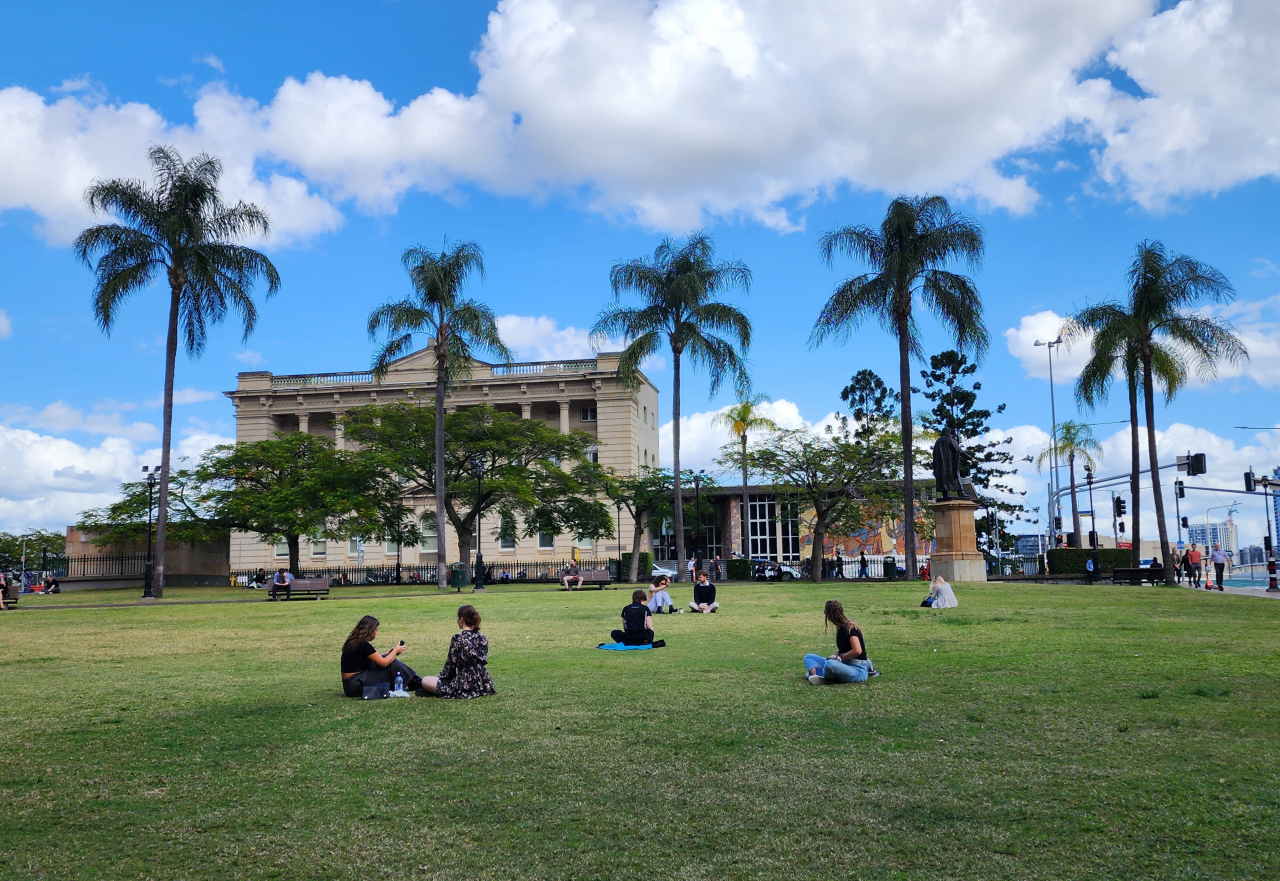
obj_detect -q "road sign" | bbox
[1177,540,1185,550]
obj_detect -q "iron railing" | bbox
[63,553,149,578]
[271,371,375,388]
[490,359,597,376]
[231,558,615,587]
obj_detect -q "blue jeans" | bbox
[803,653,870,683]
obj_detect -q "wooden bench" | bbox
[1112,567,1164,585]
[1,594,18,609]
[560,569,612,590]
[268,578,330,601]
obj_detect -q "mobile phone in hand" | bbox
[399,640,405,646]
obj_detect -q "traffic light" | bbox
[1088,530,1098,548]
[1175,481,1185,499]
[1054,516,1062,530]
[1118,521,1125,534]
[1114,497,1127,516]
[1180,516,1189,529]
[1187,453,1207,476]
[1245,470,1257,492]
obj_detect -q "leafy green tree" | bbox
[342,403,612,564]
[592,232,752,580]
[367,240,512,588]
[1035,420,1100,550]
[712,395,778,557]
[194,433,404,574]
[918,350,1024,521]
[604,467,675,582]
[811,196,986,579]
[728,425,900,582]
[0,530,66,571]
[1065,305,1146,566]
[840,369,900,440]
[75,468,223,547]
[74,146,280,596]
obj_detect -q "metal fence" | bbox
[987,554,1044,576]
[231,559,614,587]
[62,553,148,578]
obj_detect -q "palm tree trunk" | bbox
[740,434,749,558]
[628,511,645,582]
[1141,357,1174,584]
[434,339,448,590]
[152,277,182,599]
[1128,375,1141,568]
[897,323,917,579]
[672,348,686,582]
[1068,456,1082,548]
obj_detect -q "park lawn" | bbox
[1,581,1277,881]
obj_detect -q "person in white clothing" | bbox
[646,573,677,614]
[1209,544,1228,591]
[926,575,958,608]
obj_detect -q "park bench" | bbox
[561,569,612,590]
[1,594,18,609]
[1112,567,1163,585]
[268,578,330,601]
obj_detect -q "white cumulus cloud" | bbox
[496,314,597,361]
[659,398,840,475]
[0,309,11,339]
[1005,311,1095,384]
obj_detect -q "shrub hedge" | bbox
[619,552,653,582]
[1046,548,1134,575]
[726,558,754,581]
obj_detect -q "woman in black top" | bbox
[340,615,422,697]
[803,600,875,684]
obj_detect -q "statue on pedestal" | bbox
[931,428,964,500]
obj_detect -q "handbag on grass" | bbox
[362,682,390,700]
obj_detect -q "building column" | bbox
[520,402,532,420]
[333,419,344,451]
[297,413,310,434]
[557,400,570,434]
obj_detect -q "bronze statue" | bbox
[932,428,964,500]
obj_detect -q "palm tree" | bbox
[592,232,752,581]
[1035,421,1100,550]
[74,146,280,597]
[811,196,986,579]
[368,240,512,590]
[713,394,779,558]
[1126,241,1247,583]
[1066,305,1148,567]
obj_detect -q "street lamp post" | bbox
[1259,477,1278,591]
[615,499,622,579]
[472,457,485,593]
[692,470,705,575]
[1203,502,1238,589]
[142,465,158,599]
[1034,337,1064,545]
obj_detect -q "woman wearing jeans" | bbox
[804,599,876,684]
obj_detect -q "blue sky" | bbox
[1,0,1278,548]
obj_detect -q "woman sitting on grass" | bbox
[803,600,877,684]
[610,589,666,647]
[419,605,496,698]
[341,615,422,698]
[924,575,958,609]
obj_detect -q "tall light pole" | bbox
[692,469,706,575]
[1204,502,1238,587]
[1034,336,1064,545]
[142,464,159,600]
[471,456,485,593]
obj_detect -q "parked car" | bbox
[650,564,678,579]
[751,559,802,581]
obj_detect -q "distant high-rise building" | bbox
[1188,517,1238,555]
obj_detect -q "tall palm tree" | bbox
[1125,241,1247,583]
[713,394,779,557]
[811,196,986,579]
[1066,305,1149,567]
[368,240,512,590]
[1035,420,1100,550]
[592,232,752,581]
[74,146,280,598]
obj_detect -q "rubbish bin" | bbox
[882,556,897,581]
[448,564,468,590]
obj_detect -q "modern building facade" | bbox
[1188,518,1238,555]
[225,347,660,571]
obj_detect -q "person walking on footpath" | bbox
[1185,544,1203,588]
[1209,544,1228,591]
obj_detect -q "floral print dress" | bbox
[436,630,496,699]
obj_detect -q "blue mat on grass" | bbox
[597,642,653,651]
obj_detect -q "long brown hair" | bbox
[343,615,380,653]
[823,600,857,634]
[457,605,481,631]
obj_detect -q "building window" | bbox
[538,532,555,550]
[274,541,288,557]
[310,538,326,557]
[499,516,516,551]
[420,523,437,554]
[696,510,722,560]
[749,494,778,559]
[348,538,360,556]
[576,535,594,550]
[643,406,647,425]
[779,500,800,562]
[581,406,597,422]
[385,540,399,555]
[586,448,599,464]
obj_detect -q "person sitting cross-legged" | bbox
[804,599,877,684]
[689,570,719,613]
[611,589,665,647]
[646,573,677,614]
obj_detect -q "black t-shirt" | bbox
[836,624,867,661]
[341,640,378,674]
[621,602,649,633]
[693,582,716,605]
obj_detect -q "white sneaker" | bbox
[808,674,824,685]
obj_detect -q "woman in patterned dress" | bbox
[420,605,496,698]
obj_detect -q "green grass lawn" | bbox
[2,581,1278,880]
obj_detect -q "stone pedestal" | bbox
[930,499,986,583]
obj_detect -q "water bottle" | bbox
[393,672,404,694]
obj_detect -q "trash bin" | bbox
[882,556,897,581]
[448,565,468,590]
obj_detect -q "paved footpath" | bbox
[1177,579,1280,599]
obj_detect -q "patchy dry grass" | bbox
[2,581,1278,880]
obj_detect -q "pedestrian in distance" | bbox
[1185,544,1203,588]
[1209,544,1228,591]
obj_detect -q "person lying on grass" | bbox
[419,605,496,698]
[646,574,677,614]
[689,570,719,613]
[611,589,665,647]
[341,615,423,698]
[803,600,878,684]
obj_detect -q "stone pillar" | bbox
[557,400,570,434]
[929,499,986,583]
[727,496,743,557]
[333,420,345,451]
[520,402,532,420]
[297,413,310,434]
